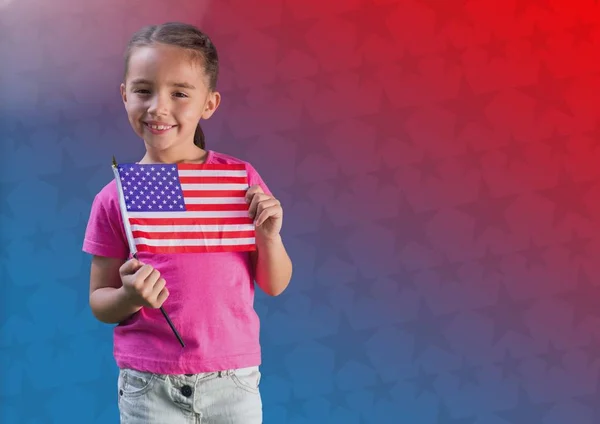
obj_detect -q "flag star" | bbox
[129,167,134,171]
[151,167,155,171]
[169,205,173,209]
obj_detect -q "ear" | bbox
[120,83,127,104]
[201,91,221,120]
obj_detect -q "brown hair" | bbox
[123,22,219,149]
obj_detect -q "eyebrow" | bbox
[130,78,196,90]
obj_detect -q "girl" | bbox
[82,22,292,423]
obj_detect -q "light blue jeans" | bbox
[117,366,262,423]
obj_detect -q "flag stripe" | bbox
[184,203,249,212]
[178,169,248,177]
[131,224,255,232]
[132,230,255,239]
[129,217,253,226]
[128,210,249,218]
[137,244,257,253]
[181,184,248,191]
[133,237,256,246]
[184,197,247,205]
[176,163,247,171]
[179,176,248,184]
[182,190,247,198]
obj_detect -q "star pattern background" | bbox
[2,0,600,422]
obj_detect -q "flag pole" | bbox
[112,156,185,348]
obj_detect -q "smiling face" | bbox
[120,43,220,159]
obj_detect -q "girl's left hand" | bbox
[246,185,283,241]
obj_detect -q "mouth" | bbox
[144,122,176,134]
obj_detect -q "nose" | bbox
[147,93,169,117]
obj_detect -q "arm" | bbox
[250,235,292,296]
[246,184,293,296]
[89,255,170,324]
[89,255,142,324]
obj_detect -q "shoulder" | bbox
[208,150,272,195]
[208,150,262,178]
[90,179,120,215]
[209,150,252,167]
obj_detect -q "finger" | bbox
[255,198,280,220]
[248,193,271,219]
[141,270,162,297]
[245,185,264,203]
[151,278,166,298]
[155,287,169,307]
[132,265,155,290]
[135,264,155,281]
[145,268,162,287]
[255,205,282,227]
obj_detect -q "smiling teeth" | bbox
[149,124,172,130]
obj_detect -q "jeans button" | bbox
[181,385,193,397]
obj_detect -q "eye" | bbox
[133,89,150,95]
[173,92,188,98]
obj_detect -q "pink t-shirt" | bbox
[82,150,272,374]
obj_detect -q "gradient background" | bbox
[2,0,600,422]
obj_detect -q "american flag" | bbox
[113,162,256,254]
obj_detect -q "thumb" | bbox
[122,258,144,275]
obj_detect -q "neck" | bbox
[140,145,209,165]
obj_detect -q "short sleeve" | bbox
[245,162,272,196]
[82,184,129,259]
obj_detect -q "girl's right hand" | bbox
[119,259,169,309]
